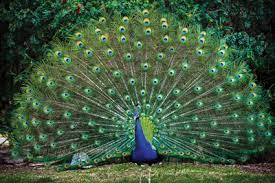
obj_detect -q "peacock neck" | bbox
[134,117,149,149]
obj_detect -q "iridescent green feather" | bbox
[10,8,274,169]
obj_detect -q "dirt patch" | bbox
[238,163,275,174]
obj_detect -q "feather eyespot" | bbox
[55,51,63,57]
[76,41,84,48]
[162,35,169,43]
[119,26,126,33]
[75,32,82,39]
[142,9,149,16]
[136,41,143,49]
[143,18,150,26]
[145,28,152,36]
[106,49,114,57]
[218,50,225,56]
[160,18,167,23]
[122,16,129,24]
[85,50,93,57]
[199,37,205,44]
[162,22,168,29]
[180,36,186,43]
[120,35,126,43]
[196,49,203,56]
[95,28,102,35]
[200,31,206,37]
[181,28,188,34]
[99,17,106,23]
[100,35,107,43]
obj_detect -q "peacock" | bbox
[10,8,274,170]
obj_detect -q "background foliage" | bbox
[0,0,274,135]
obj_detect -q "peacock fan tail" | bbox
[11,9,274,170]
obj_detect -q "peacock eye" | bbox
[66,75,75,83]
[143,18,150,26]
[162,22,168,29]
[124,53,132,61]
[181,28,188,34]
[173,89,180,96]
[76,41,84,48]
[75,32,82,40]
[99,17,106,23]
[142,63,149,71]
[120,35,126,43]
[46,79,57,89]
[249,82,256,88]
[249,92,257,98]
[236,74,243,79]
[129,78,136,85]
[180,36,186,43]
[106,49,114,57]
[196,100,204,108]
[100,35,107,43]
[157,94,163,101]
[157,53,165,60]
[122,16,129,24]
[43,106,53,114]
[168,69,176,76]
[162,35,169,43]
[199,37,205,44]
[169,46,175,53]
[55,51,63,57]
[196,49,203,56]
[157,108,163,113]
[152,78,159,85]
[136,41,143,49]
[108,88,116,96]
[84,87,92,95]
[113,70,122,78]
[200,31,206,37]
[32,100,40,109]
[194,86,202,93]
[160,18,167,23]
[140,89,146,96]
[142,9,149,16]
[95,28,102,35]
[209,67,217,75]
[38,75,46,82]
[85,50,93,57]
[82,105,91,112]
[181,62,189,70]
[219,61,225,67]
[119,26,126,33]
[218,50,225,56]
[64,57,71,63]
[145,28,152,36]
[93,66,101,73]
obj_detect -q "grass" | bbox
[0,163,275,183]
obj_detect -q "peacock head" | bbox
[134,111,139,121]
[133,104,140,121]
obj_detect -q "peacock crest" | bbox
[11,8,274,169]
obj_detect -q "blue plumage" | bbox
[131,112,159,164]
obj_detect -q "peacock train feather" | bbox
[11,9,274,170]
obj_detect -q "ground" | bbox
[1,140,275,183]
[0,162,275,183]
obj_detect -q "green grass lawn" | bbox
[0,163,274,183]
